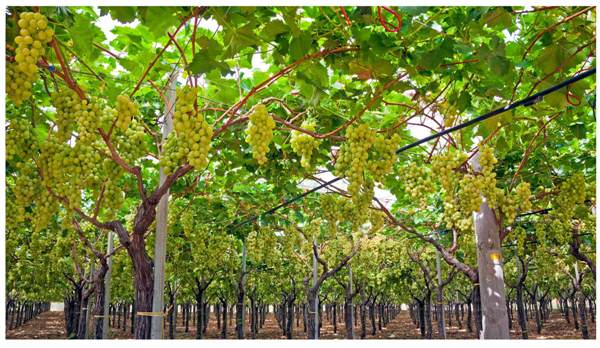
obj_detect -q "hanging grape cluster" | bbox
[8,12,54,106]
[290,120,320,168]
[245,104,275,165]
[75,98,107,143]
[502,182,532,225]
[160,133,187,175]
[115,95,138,131]
[335,124,376,196]
[548,173,586,244]
[335,124,401,196]
[427,146,533,231]
[160,87,212,174]
[51,90,80,141]
[399,162,435,208]
[114,120,148,164]
[6,118,38,162]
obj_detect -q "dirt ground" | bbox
[6,309,595,339]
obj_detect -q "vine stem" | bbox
[318,71,408,138]
[166,32,192,86]
[129,7,205,97]
[521,6,594,60]
[508,112,562,191]
[49,38,85,99]
[213,46,360,134]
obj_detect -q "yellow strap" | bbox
[136,311,167,317]
[136,304,173,317]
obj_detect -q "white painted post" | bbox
[102,231,114,339]
[471,152,510,339]
[313,236,319,340]
[151,69,178,339]
[436,247,446,338]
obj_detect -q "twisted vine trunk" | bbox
[516,286,528,339]
[306,289,318,339]
[93,261,109,339]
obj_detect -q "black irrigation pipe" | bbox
[228,67,597,231]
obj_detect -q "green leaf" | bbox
[289,33,312,61]
[569,123,586,139]
[483,8,512,28]
[68,13,105,62]
[140,7,180,38]
[261,20,288,41]
[100,7,137,23]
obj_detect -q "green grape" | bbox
[431,150,468,231]
[12,161,41,223]
[75,98,105,143]
[458,174,484,213]
[160,133,187,175]
[245,104,275,165]
[166,86,213,171]
[10,12,53,105]
[290,120,320,168]
[400,162,435,208]
[6,64,34,106]
[367,133,401,178]
[547,173,586,243]
[51,90,80,141]
[334,124,376,196]
[6,118,37,162]
[114,120,148,164]
[115,95,138,131]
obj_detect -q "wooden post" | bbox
[313,236,319,340]
[436,247,446,338]
[151,69,177,339]
[471,152,510,339]
[102,231,114,339]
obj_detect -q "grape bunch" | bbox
[114,120,148,164]
[165,86,213,172]
[159,133,187,175]
[431,150,471,231]
[547,173,585,243]
[75,98,105,143]
[115,95,138,131]
[334,124,376,196]
[458,174,484,214]
[245,104,275,165]
[10,12,54,105]
[6,118,37,162]
[290,120,320,168]
[6,64,34,106]
[12,161,41,223]
[51,90,80,141]
[399,162,435,208]
[477,146,502,208]
[320,194,345,224]
[33,189,59,232]
[367,133,402,178]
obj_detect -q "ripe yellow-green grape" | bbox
[6,64,35,106]
[548,173,585,244]
[160,132,188,175]
[114,120,148,164]
[399,162,435,208]
[6,118,37,162]
[334,123,376,196]
[367,133,401,178]
[290,120,320,168]
[115,95,138,131]
[10,12,54,105]
[163,86,213,173]
[245,104,275,165]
